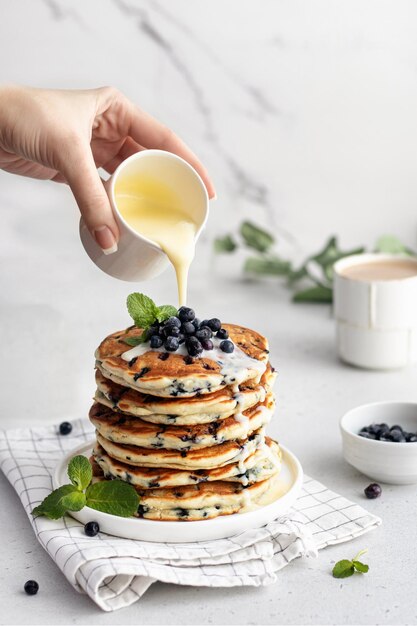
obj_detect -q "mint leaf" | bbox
[244,256,292,276]
[86,480,139,517]
[332,559,355,578]
[353,560,369,573]
[240,221,274,253]
[123,335,146,347]
[68,455,92,491]
[61,490,86,512]
[126,293,158,328]
[32,484,79,520]
[374,235,416,256]
[214,234,237,253]
[293,285,333,303]
[156,305,178,323]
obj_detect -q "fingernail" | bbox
[211,193,217,201]
[93,226,118,255]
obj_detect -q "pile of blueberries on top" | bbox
[359,422,417,443]
[146,306,234,357]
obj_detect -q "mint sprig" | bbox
[32,455,139,520]
[125,293,177,344]
[332,549,369,579]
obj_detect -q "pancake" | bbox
[96,428,266,470]
[89,393,274,451]
[95,323,269,398]
[94,365,276,424]
[92,438,281,489]
[91,470,278,521]
[136,474,275,521]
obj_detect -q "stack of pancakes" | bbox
[89,323,282,521]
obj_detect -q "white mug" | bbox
[79,150,209,282]
[333,253,417,369]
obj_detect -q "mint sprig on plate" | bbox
[124,293,177,346]
[32,455,139,520]
[332,549,369,578]
[214,221,417,304]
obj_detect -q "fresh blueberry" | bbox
[168,326,181,337]
[165,316,181,328]
[216,328,229,340]
[24,580,39,595]
[178,307,195,322]
[390,424,404,434]
[196,326,213,340]
[220,340,234,353]
[84,521,100,537]
[182,321,196,335]
[192,318,201,330]
[406,433,417,442]
[165,336,180,352]
[379,434,392,442]
[200,319,210,328]
[178,333,185,345]
[390,428,405,442]
[207,318,221,332]
[375,424,390,439]
[150,335,163,349]
[59,422,72,435]
[201,339,214,350]
[359,431,376,440]
[147,324,160,337]
[186,336,203,357]
[364,483,382,499]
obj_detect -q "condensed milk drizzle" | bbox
[114,174,198,306]
[121,337,267,385]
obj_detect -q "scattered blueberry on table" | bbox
[364,483,382,499]
[144,307,234,357]
[84,521,100,537]
[358,423,417,442]
[24,580,39,595]
[59,421,72,436]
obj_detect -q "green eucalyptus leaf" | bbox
[214,234,237,253]
[240,221,275,253]
[244,256,292,276]
[287,265,309,285]
[293,285,333,303]
[374,235,416,256]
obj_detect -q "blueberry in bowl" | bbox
[340,401,417,485]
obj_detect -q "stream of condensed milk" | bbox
[114,174,198,306]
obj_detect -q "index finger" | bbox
[127,103,216,199]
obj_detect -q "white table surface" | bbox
[1,264,416,625]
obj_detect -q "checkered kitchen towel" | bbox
[0,419,380,612]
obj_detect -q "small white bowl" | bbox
[340,401,417,484]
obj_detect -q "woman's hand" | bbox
[0,85,215,253]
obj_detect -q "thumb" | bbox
[62,141,119,254]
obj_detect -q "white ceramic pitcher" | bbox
[79,150,209,282]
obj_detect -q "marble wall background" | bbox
[1,0,417,424]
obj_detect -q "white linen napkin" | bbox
[0,419,381,612]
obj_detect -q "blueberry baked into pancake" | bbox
[89,296,283,521]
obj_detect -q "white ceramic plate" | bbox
[53,440,303,543]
